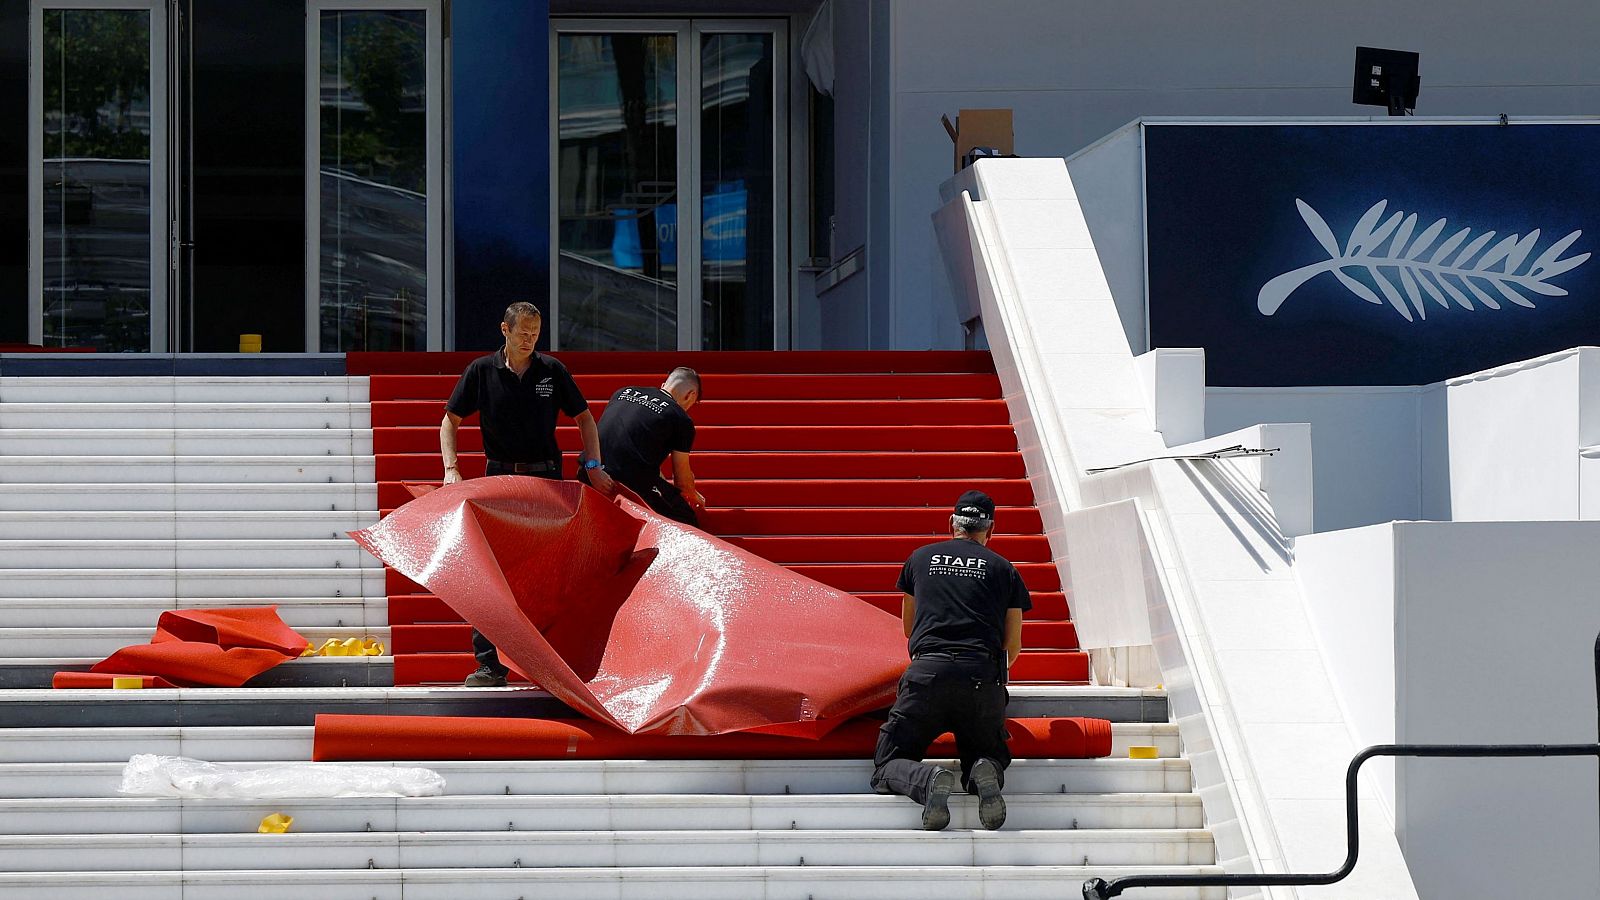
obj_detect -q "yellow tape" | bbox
[307,637,385,657]
[1128,745,1159,759]
[258,813,293,834]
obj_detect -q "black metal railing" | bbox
[1083,632,1600,900]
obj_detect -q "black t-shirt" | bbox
[598,386,695,487]
[897,538,1032,659]
[445,350,588,464]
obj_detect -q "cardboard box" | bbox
[941,108,1014,173]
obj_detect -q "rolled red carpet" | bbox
[312,714,1112,761]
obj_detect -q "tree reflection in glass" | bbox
[319,9,428,351]
[41,8,153,352]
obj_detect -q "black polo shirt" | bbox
[897,538,1031,659]
[598,386,695,487]
[445,350,588,464]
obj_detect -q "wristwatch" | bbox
[582,458,603,471]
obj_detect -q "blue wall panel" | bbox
[1145,123,1600,386]
[451,0,550,350]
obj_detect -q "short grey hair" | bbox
[951,513,993,535]
[665,366,701,394]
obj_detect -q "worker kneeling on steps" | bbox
[870,490,1030,831]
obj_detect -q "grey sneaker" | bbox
[463,665,507,687]
[921,768,958,831]
[969,758,1006,830]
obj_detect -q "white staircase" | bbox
[0,376,385,683]
[0,372,1224,899]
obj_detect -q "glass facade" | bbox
[318,9,430,352]
[8,5,790,353]
[556,32,680,351]
[700,32,774,350]
[40,7,153,352]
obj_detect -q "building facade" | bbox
[4,0,1600,355]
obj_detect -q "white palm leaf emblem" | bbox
[1257,199,1590,321]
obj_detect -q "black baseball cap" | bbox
[953,490,996,522]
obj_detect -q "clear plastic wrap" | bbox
[118,754,445,799]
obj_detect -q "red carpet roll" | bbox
[312,714,1112,761]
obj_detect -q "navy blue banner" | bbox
[451,0,550,351]
[1144,124,1600,385]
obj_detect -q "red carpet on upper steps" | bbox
[360,351,1088,686]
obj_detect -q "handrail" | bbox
[1084,631,1600,899]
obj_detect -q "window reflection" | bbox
[41,8,153,352]
[319,9,428,351]
[701,33,773,350]
[556,33,679,350]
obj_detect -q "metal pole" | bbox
[1083,630,1600,900]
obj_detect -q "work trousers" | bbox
[470,462,560,675]
[870,653,1011,805]
[582,470,698,527]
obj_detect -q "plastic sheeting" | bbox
[52,607,308,688]
[312,714,1113,761]
[351,477,907,736]
[119,754,445,799]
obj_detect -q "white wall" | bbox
[1442,350,1585,521]
[1207,386,1422,533]
[1300,521,1600,900]
[962,158,1422,897]
[1065,124,1145,355]
[884,0,1600,350]
[1294,526,1401,815]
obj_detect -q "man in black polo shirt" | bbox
[870,490,1030,831]
[585,367,703,526]
[439,301,615,687]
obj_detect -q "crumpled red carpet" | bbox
[350,476,907,736]
[52,607,307,688]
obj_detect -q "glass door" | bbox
[306,0,443,352]
[29,0,168,352]
[552,19,786,350]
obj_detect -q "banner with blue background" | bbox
[1144,123,1600,385]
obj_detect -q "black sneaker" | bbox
[463,665,507,687]
[969,758,1006,830]
[921,768,958,831]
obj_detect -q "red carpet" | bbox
[53,607,306,688]
[312,714,1113,761]
[352,477,905,736]
[361,351,1088,686]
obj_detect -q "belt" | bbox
[913,650,996,662]
[487,459,557,474]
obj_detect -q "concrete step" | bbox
[0,791,1203,835]
[0,723,1181,764]
[0,757,1194,800]
[0,865,1228,900]
[0,827,1216,871]
[0,402,371,429]
[0,596,383,628]
[0,376,367,404]
[0,483,378,512]
[0,685,1162,727]
[0,429,373,456]
[0,568,384,599]
[0,625,387,658]
[0,656,391,690]
[0,457,375,485]
[0,511,378,542]
[0,539,379,570]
